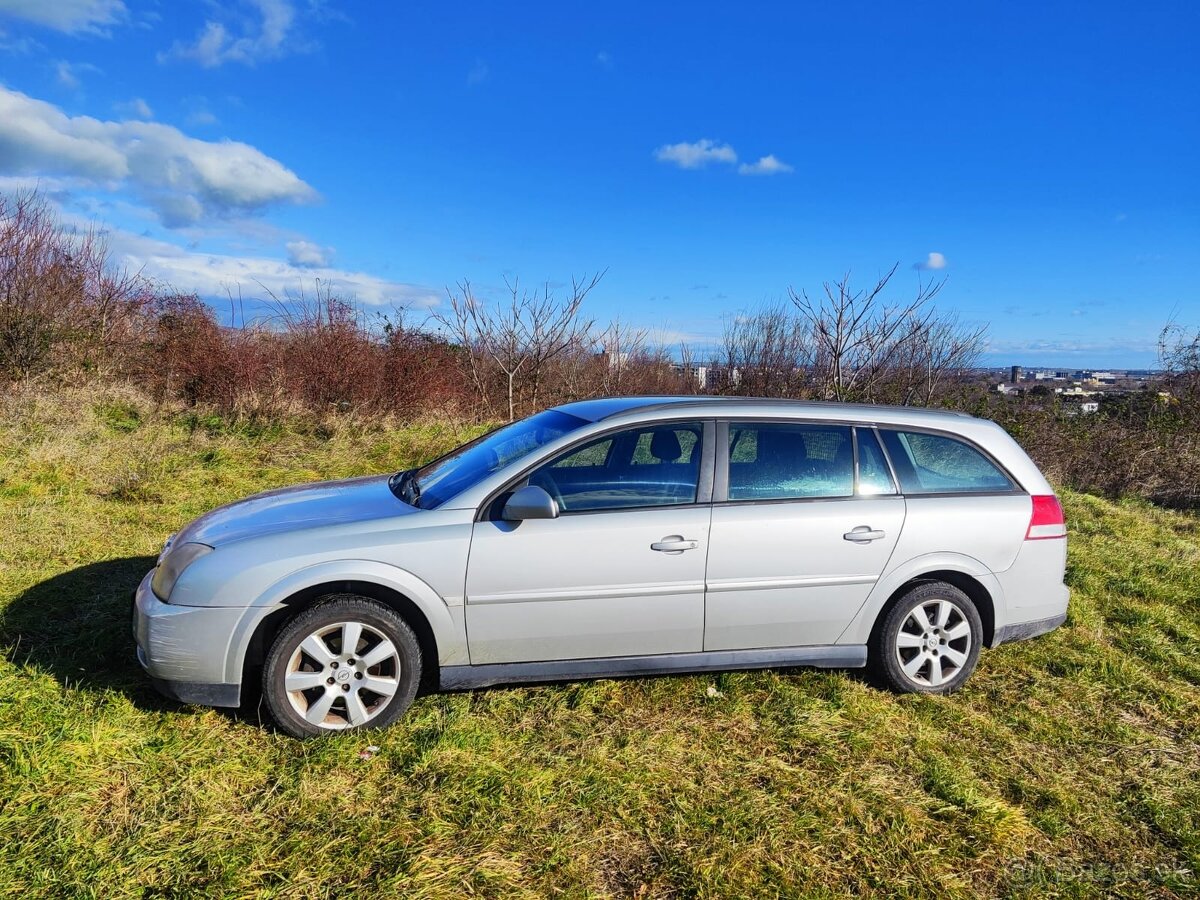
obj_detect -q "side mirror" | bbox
[501,484,559,521]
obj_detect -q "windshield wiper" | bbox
[388,469,421,507]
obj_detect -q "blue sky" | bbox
[1,0,1197,367]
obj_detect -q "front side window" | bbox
[529,422,704,512]
[727,423,854,500]
[879,429,1014,494]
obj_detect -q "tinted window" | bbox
[855,428,897,496]
[879,429,1014,494]
[529,423,704,512]
[727,423,853,500]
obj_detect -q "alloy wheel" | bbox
[893,598,973,688]
[284,620,402,730]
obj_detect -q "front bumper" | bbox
[132,570,244,708]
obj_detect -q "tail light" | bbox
[1026,494,1066,540]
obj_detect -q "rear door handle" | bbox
[651,535,699,554]
[843,526,886,543]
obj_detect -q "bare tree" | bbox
[435,274,600,420]
[891,311,988,406]
[789,265,982,404]
[716,303,813,397]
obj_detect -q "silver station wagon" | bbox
[134,397,1069,738]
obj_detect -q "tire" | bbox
[871,581,982,694]
[263,595,422,739]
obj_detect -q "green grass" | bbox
[1,384,1198,898]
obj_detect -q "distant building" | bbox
[1080,401,1100,414]
[670,363,710,389]
[604,349,630,370]
[1011,365,1023,383]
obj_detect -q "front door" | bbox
[704,421,906,650]
[465,420,713,664]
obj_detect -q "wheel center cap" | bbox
[335,668,352,683]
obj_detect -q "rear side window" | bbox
[727,423,854,500]
[879,429,1014,494]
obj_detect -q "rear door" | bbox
[704,422,905,650]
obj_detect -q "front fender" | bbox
[222,559,469,682]
[835,552,1007,647]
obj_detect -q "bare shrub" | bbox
[379,312,472,418]
[715,304,813,397]
[0,191,154,380]
[543,320,688,401]
[267,284,385,413]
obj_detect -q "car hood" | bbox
[173,474,416,548]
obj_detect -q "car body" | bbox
[134,396,1069,737]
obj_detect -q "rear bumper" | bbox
[132,571,243,708]
[993,611,1067,646]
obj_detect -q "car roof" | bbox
[553,395,974,425]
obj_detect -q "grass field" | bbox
[1,385,1198,898]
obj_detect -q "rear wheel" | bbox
[871,581,981,694]
[263,596,421,738]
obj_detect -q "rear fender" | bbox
[835,552,1006,646]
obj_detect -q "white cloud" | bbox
[55,60,101,89]
[0,0,125,34]
[0,85,317,226]
[114,97,153,119]
[985,336,1159,356]
[915,251,947,271]
[108,229,439,308]
[0,25,41,53]
[737,154,793,176]
[159,0,302,68]
[286,239,333,268]
[186,109,218,127]
[467,58,489,85]
[654,139,738,169]
[596,50,612,67]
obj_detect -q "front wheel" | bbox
[263,596,422,738]
[871,581,982,694]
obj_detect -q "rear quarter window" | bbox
[880,429,1015,494]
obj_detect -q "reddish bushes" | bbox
[0,192,155,379]
[136,289,474,419]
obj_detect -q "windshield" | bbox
[404,409,590,509]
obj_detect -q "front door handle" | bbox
[843,526,886,543]
[651,535,699,554]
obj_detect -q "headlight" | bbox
[151,542,213,601]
